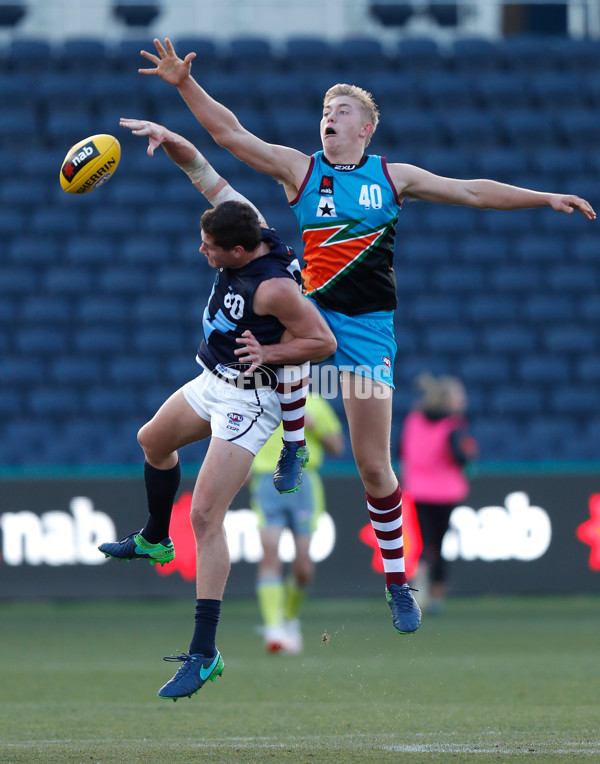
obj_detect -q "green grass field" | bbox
[2,595,599,763]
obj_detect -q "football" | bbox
[59,134,121,194]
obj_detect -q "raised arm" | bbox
[388,163,596,220]
[119,117,267,224]
[138,38,310,199]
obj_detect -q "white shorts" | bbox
[182,370,281,456]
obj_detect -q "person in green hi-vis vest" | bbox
[249,393,344,654]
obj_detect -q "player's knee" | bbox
[355,456,391,489]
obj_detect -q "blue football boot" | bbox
[386,583,422,634]
[273,440,310,494]
[158,650,224,701]
[98,529,175,567]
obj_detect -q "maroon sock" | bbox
[366,484,407,587]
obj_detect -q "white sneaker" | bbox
[281,619,303,655]
[264,624,289,653]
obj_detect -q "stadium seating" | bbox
[1,32,599,464]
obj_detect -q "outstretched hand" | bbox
[119,117,169,156]
[550,193,596,220]
[139,37,196,87]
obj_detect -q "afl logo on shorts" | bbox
[382,356,391,368]
[227,412,244,424]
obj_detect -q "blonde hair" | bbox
[323,83,379,145]
[414,373,465,413]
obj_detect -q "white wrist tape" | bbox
[210,186,267,225]
[177,151,220,191]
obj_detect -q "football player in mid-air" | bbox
[99,118,336,701]
[133,38,595,637]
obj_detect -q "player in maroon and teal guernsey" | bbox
[140,38,596,636]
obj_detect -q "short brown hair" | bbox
[323,83,379,144]
[201,201,262,251]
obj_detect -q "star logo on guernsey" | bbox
[317,198,337,217]
[199,653,221,681]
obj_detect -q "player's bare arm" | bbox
[139,38,310,199]
[234,280,336,372]
[120,117,196,162]
[388,163,596,220]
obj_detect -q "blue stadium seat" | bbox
[479,209,535,235]
[270,109,319,153]
[0,266,36,295]
[432,265,484,293]
[256,72,315,111]
[121,235,171,265]
[99,266,151,295]
[7,38,54,72]
[573,234,600,263]
[44,267,92,295]
[30,207,81,236]
[497,35,560,73]
[499,109,560,148]
[547,265,597,293]
[411,295,461,324]
[378,109,443,148]
[491,387,543,416]
[425,326,476,354]
[8,236,57,265]
[525,417,577,460]
[109,357,160,385]
[16,327,68,356]
[0,73,37,108]
[0,390,22,417]
[85,387,137,416]
[133,326,185,355]
[484,326,535,354]
[393,37,445,73]
[552,38,600,73]
[475,147,530,183]
[74,327,127,354]
[551,386,600,415]
[421,74,475,110]
[334,37,387,74]
[155,266,204,295]
[224,37,279,73]
[139,206,197,235]
[451,38,503,72]
[528,72,586,111]
[523,294,573,323]
[530,147,586,179]
[171,37,220,71]
[46,109,95,146]
[360,72,423,113]
[578,295,600,322]
[413,147,475,179]
[459,356,510,385]
[557,109,600,148]
[470,418,520,459]
[544,325,595,354]
[29,387,81,417]
[517,355,570,385]
[422,206,477,234]
[6,420,54,452]
[284,37,335,73]
[472,72,532,111]
[20,296,71,325]
[401,234,452,264]
[133,296,182,324]
[0,108,37,147]
[66,236,113,265]
[87,207,135,236]
[0,357,45,386]
[514,233,565,263]
[456,235,508,264]
[491,265,541,293]
[441,109,500,148]
[77,297,129,324]
[575,357,600,384]
[59,38,110,71]
[89,71,142,108]
[0,208,25,243]
[51,357,102,385]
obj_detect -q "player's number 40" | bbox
[359,184,383,210]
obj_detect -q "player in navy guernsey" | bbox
[140,39,595,638]
[98,119,335,701]
[197,226,302,391]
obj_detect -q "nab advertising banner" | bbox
[0,469,599,599]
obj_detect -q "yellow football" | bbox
[59,134,121,194]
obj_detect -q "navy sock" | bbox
[140,460,181,544]
[189,599,222,657]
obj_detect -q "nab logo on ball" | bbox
[60,134,121,194]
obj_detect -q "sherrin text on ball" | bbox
[60,134,121,194]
